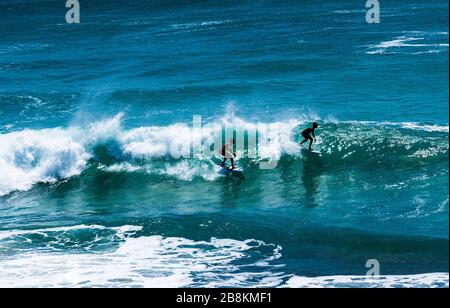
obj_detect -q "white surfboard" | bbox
[219,166,244,175]
[301,148,321,155]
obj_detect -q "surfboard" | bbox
[219,167,244,175]
[301,148,321,156]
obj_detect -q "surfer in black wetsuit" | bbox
[301,122,318,150]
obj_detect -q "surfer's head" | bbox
[313,122,318,129]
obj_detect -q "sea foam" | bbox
[0,224,446,288]
[0,224,283,288]
[0,128,90,196]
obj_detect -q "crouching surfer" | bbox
[301,122,318,150]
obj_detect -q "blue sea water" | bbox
[0,0,448,287]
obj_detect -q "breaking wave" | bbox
[0,113,448,196]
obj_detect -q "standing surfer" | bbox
[301,122,318,150]
[220,138,236,169]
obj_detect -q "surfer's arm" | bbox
[225,143,236,157]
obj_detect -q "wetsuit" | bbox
[301,128,315,141]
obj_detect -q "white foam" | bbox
[0,128,90,196]
[410,49,447,55]
[218,116,302,161]
[0,224,142,241]
[401,122,449,132]
[120,123,193,159]
[367,35,449,54]
[79,113,124,146]
[283,273,449,288]
[161,160,221,181]
[170,20,231,30]
[98,114,302,177]
[0,225,283,288]
[339,120,449,133]
[0,224,446,288]
[99,163,143,173]
[375,37,425,49]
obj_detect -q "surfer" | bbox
[220,138,236,169]
[300,122,318,150]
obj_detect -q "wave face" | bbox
[1,115,448,239]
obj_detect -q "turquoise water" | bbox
[0,0,448,287]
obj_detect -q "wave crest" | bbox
[0,115,448,196]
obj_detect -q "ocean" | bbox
[0,0,448,287]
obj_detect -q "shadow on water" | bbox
[278,155,303,204]
[301,151,325,208]
[220,172,245,207]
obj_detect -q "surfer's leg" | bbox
[230,158,235,169]
[221,158,227,167]
[301,132,310,146]
[308,137,313,150]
